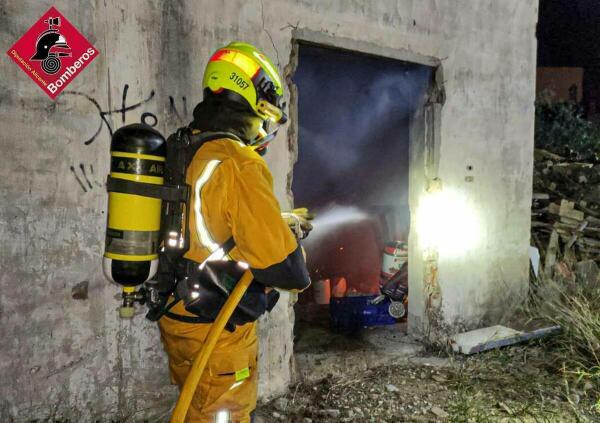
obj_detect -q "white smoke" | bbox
[304,205,370,245]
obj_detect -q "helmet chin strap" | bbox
[254,126,276,144]
[250,113,287,150]
[240,101,287,154]
[249,124,279,155]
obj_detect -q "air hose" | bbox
[169,270,255,423]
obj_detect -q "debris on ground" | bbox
[256,346,597,422]
[450,324,561,355]
[529,147,600,413]
[531,148,600,270]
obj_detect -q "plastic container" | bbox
[330,295,396,334]
[381,241,408,279]
[314,279,331,304]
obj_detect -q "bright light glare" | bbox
[416,189,480,257]
[215,410,230,423]
[229,380,244,390]
[205,247,226,262]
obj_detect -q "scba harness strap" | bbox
[106,176,188,202]
[107,128,279,330]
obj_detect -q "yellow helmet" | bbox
[202,42,287,127]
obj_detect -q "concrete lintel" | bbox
[292,28,441,69]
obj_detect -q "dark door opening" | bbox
[291,42,433,351]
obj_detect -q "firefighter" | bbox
[158,41,311,422]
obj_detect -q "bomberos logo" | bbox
[6,6,100,100]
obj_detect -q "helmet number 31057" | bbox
[230,72,249,90]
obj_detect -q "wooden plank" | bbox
[534,149,565,161]
[533,193,550,201]
[567,220,589,249]
[578,237,600,248]
[559,199,584,221]
[578,203,600,219]
[544,230,560,277]
[561,215,585,225]
[549,202,561,214]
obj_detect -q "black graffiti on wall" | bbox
[70,163,103,193]
[168,95,188,123]
[63,84,156,145]
[63,84,189,146]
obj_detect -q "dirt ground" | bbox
[255,344,599,422]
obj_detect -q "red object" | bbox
[384,245,398,255]
[6,6,99,99]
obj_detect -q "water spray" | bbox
[303,205,370,245]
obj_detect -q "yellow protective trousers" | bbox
[159,311,258,423]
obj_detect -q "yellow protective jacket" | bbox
[159,134,310,422]
[185,136,297,268]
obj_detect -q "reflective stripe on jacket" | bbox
[184,137,308,289]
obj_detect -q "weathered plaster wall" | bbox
[0,0,537,420]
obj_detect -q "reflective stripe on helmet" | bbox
[252,50,282,88]
[194,160,222,253]
[209,49,261,79]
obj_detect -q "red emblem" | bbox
[6,6,100,99]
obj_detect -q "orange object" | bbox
[331,277,347,298]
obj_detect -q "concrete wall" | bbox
[0,0,538,420]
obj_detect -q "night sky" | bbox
[538,0,600,67]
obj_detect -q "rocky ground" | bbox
[255,344,599,422]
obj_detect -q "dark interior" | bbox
[291,42,432,339]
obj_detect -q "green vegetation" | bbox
[528,271,600,421]
[535,99,600,159]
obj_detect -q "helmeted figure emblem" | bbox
[30,16,72,74]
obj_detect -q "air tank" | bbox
[103,123,166,287]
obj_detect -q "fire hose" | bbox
[170,269,255,423]
[170,208,311,422]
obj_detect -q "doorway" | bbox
[290,39,435,358]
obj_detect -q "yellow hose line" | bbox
[169,270,255,423]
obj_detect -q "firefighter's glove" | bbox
[281,208,314,240]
